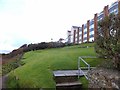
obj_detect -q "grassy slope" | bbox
[2,54,25,76]
[7,43,104,88]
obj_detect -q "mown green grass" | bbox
[79,77,89,90]
[6,43,104,88]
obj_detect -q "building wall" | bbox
[89,19,94,42]
[79,28,82,43]
[109,1,118,14]
[71,26,80,44]
[67,0,120,44]
[67,31,71,44]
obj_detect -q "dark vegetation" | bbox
[2,42,66,76]
[2,42,65,60]
[2,54,25,76]
[22,42,65,52]
[95,13,120,70]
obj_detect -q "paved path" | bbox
[0,75,8,89]
[0,77,2,89]
[53,70,88,77]
[0,55,2,89]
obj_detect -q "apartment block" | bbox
[67,30,71,44]
[71,26,80,44]
[67,0,120,44]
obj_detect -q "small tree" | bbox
[95,13,120,70]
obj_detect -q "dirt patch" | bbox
[88,68,120,89]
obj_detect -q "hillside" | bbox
[6,43,104,88]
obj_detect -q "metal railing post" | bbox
[78,56,91,80]
[78,59,79,79]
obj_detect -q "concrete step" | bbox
[53,69,87,89]
[56,81,82,90]
[80,67,95,70]
[53,70,87,77]
[55,76,78,84]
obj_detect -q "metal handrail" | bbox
[78,57,90,79]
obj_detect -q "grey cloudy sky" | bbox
[0,0,116,53]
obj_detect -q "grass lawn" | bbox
[6,43,104,88]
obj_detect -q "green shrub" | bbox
[95,14,120,70]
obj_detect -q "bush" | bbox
[95,14,120,70]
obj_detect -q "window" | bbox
[84,32,87,34]
[97,13,104,21]
[90,28,94,32]
[90,19,94,26]
[84,37,87,40]
[84,24,87,29]
[90,34,94,38]
[90,24,94,29]
[109,3,118,14]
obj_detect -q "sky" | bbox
[0,0,116,53]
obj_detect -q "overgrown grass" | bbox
[2,54,24,76]
[2,60,25,76]
[6,43,104,88]
[79,77,88,90]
